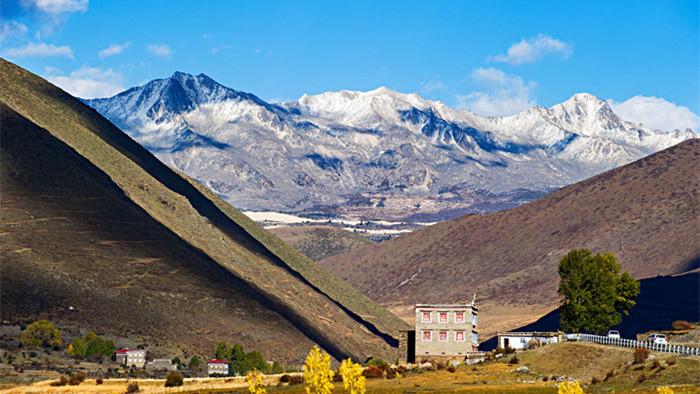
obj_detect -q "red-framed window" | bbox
[422,312,431,323]
[439,331,448,341]
[455,312,465,323]
[455,331,465,342]
[422,331,432,341]
[439,312,448,323]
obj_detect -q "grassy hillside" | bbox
[268,226,374,261]
[320,138,700,337]
[0,58,407,363]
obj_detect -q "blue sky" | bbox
[1,0,698,131]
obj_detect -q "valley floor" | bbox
[3,343,698,393]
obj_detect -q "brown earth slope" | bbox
[0,58,408,363]
[319,139,700,338]
[268,226,374,261]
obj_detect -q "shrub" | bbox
[667,359,676,366]
[289,374,303,385]
[447,366,456,373]
[509,355,519,364]
[657,386,674,394]
[50,376,68,386]
[126,382,139,392]
[165,372,184,387]
[671,320,695,331]
[637,373,647,383]
[96,378,103,385]
[279,374,291,383]
[271,361,284,374]
[69,372,86,385]
[362,365,383,379]
[386,368,400,379]
[591,376,600,384]
[366,357,386,367]
[542,375,549,382]
[436,361,445,370]
[651,359,661,369]
[634,347,650,364]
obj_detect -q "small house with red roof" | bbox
[207,359,229,376]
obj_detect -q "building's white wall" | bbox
[499,335,559,350]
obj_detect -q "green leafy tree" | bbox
[172,356,182,368]
[20,320,62,348]
[68,338,87,357]
[215,341,230,360]
[245,351,268,373]
[558,249,640,334]
[188,355,200,369]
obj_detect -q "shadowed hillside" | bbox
[320,139,699,339]
[0,58,408,363]
[268,226,374,261]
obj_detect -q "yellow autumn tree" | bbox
[338,358,365,394]
[303,346,334,394]
[657,387,674,394]
[558,381,584,394]
[245,370,267,394]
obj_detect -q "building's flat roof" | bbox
[415,304,476,309]
[497,331,560,337]
[208,359,229,364]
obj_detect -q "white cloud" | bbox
[147,43,173,59]
[98,41,131,58]
[211,45,231,54]
[0,20,29,43]
[491,34,571,65]
[420,80,448,95]
[4,41,73,58]
[33,0,89,14]
[456,67,536,117]
[609,95,699,132]
[45,65,125,99]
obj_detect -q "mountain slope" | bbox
[0,58,407,362]
[268,226,374,261]
[319,139,700,339]
[86,74,696,222]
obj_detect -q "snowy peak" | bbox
[86,72,274,126]
[535,93,630,138]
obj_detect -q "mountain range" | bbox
[0,58,406,363]
[85,72,696,223]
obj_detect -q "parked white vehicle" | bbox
[649,334,667,344]
[606,330,620,339]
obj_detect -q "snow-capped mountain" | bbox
[86,72,696,222]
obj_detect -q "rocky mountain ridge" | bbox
[86,73,696,222]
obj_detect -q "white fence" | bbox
[565,333,700,356]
